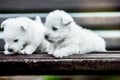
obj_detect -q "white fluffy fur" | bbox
[1,16,49,55]
[45,10,106,58]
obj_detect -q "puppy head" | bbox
[45,10,73,43]
[1,17,31,53]
[4,32,28,53]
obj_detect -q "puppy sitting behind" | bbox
[45,10,106,58]
[1,16,49,55]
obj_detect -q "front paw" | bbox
[53,50,69,58]
[18,50,32,55]
[4,51,14,55]
[48,51,53,55]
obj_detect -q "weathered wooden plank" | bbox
[0,51,120,59]
[0,0,120,13]
[1,13,120,30]
[0,51,119,75]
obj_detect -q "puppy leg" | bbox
[19,44,38,54]
[48,44,55,54]
[40,40,49,53]
[53,44,79,58]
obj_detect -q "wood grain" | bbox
[0,51,119,75]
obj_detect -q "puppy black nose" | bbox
[8,48,13,52]
[45,35,49,39]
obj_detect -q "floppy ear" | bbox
[21,26,27,31]
[61,17,72,26]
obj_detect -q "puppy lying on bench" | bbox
[45,10,106,58]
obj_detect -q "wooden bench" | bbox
[0,0,120,75]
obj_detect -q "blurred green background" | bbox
[0,76,120,80]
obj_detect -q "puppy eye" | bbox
[52,26,58,31]
[13,39,19,42]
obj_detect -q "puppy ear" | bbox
[1,21,6,29]
[35,16,42,23]
[21,26,27,31]
[1,18,13,29]
[61,17,72,26]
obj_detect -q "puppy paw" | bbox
[4,51,14,55]
[19,50,32,55]
[48,49,54,54]
[53,50,69,58]
[48,51,53,55]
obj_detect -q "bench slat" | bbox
[0,0,120,13]
[1,13,120,30]
[0,51,119,75]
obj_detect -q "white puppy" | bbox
[1,16,49,55]
[45,10,106,58]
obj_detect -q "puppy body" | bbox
[45,10,106,58]
[1,16,49,54]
